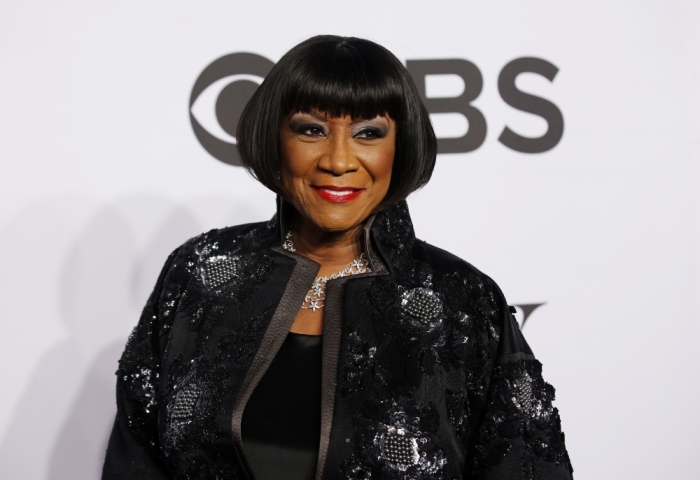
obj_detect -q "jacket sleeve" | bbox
[469,297,574,479]
[102,248,182,479]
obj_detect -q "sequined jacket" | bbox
[103,200,573,480]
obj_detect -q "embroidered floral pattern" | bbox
[340,331,377,396]
[178,229,274,334]
[472,359,573,479]
[201,254,239,290]
[162,356,228,457]
[348,399,446,480]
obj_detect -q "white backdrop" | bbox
[2,1,700,478]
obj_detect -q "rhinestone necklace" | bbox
[282,230,371,311]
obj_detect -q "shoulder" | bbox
[410,239,533,358]
[157,219,277,288]
[180,218,277,260]
[402,238,517,345]
[410,238,506,303]
[179,219,276,255]
[412,239,493,281]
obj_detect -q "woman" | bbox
[103,35,573,479]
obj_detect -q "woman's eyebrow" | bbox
[291,112,328,122]
[287,114,327,128]
[351,118,389,129]
[351,115,388,124]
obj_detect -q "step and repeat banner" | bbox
[1,1,700,478]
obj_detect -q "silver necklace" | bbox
[282,230,371,311]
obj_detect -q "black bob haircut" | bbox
[236,35,437,209]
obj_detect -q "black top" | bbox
[102,199,573,480]
[241,332,323,480]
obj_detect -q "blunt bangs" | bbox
[282,40,405,122]
[237,35,437,209]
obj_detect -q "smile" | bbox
[311,185,364,203]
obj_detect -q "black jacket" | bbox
[103,200,573,479]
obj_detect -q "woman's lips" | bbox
[311,185,364,203]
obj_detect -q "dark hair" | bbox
[236,35,437,209]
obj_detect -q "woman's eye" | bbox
[354,128,384,140]
[295,123,326,137]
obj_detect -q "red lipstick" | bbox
[311,185,364,203]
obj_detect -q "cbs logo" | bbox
[190,53,563,166]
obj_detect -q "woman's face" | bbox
[280,110,396,233]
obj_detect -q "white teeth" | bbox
[322,188,354,196]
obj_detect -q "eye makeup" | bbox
[286,113,391,138]
[351,124,389,139]
[350,118,390,137]
[287,115,328,136]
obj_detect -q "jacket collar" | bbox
[272,196,416,275]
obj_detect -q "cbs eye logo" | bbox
[190,53,563,166]
[189,53,274,166]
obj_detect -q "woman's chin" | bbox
[312,221,360,234]
[306,212,367,234]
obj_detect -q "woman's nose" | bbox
[319,135,359,175]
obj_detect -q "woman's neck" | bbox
[289,215,365,270]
